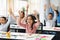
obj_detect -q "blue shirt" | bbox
[57,12,60,23]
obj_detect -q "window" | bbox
[13,0,27,16]
[0,0,7,17]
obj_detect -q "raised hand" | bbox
[8,8,13,15]
[8,8,16,20]
[50,3,57,10]
[18,10,20,14]
[44,4,47,11]
[26,4,29,11]
[33,10,38,17]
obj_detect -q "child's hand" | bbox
[18,10,20,14]
[8,8,13,15]
[26,4,29,9]
[44,4,46,11]
[50,3,57,10]
[33,10,38,17]
[26,4,29,11]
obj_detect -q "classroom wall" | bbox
[50,0,60,11]
[0,0,60,23]
[0,0,8,17]
[28,0,46,24]
[50,0,60,7]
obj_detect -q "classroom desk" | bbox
[10,24,60,32]
[0,31,55,40]
[10,24,41,30]
[10,24,42,33]
[0,31,23,40]
[10,24,60,40]
[43,27,60,32]
[42,27,60,40]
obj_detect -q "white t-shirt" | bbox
[0,16,11,32]
[44,10,57,27]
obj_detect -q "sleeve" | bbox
[59,12,60,16]
[19,22,27,28]
[31,26,37,33]
[17,18,26,28]
[29,22,40,33]
[1,16,11,32]
[44,11,48,21]
[35,22,40,28]
[5,15,11,27]
[53,11,57,21]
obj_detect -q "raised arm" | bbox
[17,4,29,28]
[53,10,57,21]
[44,11,48,21]
[9,8,17,20]
[17,17,26,28]
[44,4,48,21]
[50,3,57,10]
[21,4,29,23]
[33,11,40,27]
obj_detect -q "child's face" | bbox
[18,11,24,18]
[20,13,24,18]
[27,16,33,25]
[0,18,6,24]
[33,10,37,15]
[48,14,53,20]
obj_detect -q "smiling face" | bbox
[20,12,24,18]
[18,11,25,18]
[0,17,6,24]
[27,16,33,25]
[48,13,53,20]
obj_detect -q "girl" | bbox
[17,13,40,35]
[9,4,28,23]
[9,9,25,22]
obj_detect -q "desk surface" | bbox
[43,27,60,31]
[10,24,60,31]
[0,31,55,40]
[10,24,41,30]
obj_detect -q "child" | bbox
[44,9,57,27]
[9,4,28,23]
[0,16,11,32]
[44,3,57,27]
[17,14,40,35]
[9,9,25,21]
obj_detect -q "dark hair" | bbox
[1,17,7,21]
[0,17,7,24]
[55,10,59,16]
[27,15,36,30]
[49,13,53,17]
[20,11,25,18]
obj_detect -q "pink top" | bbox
[18,21,40,34]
